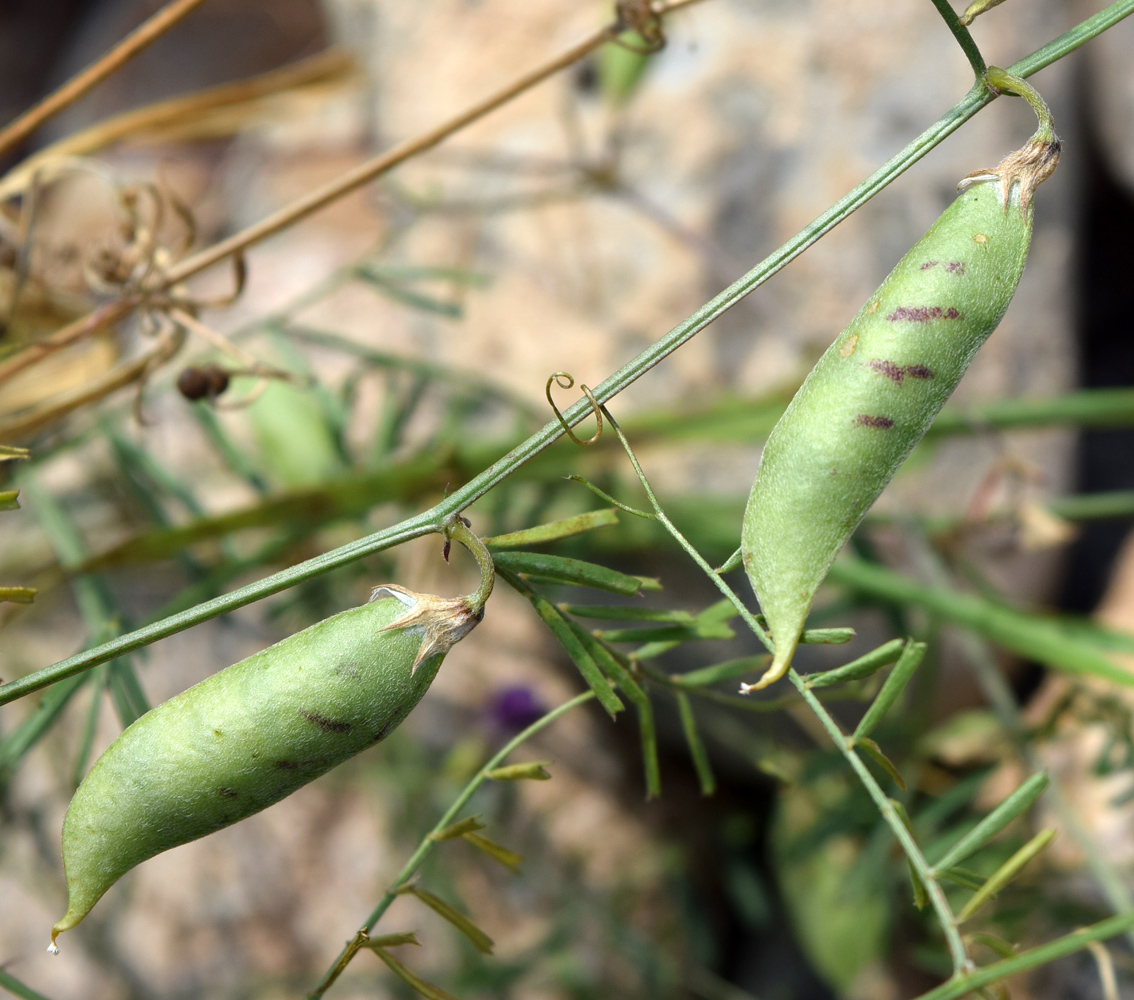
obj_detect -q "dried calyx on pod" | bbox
[740,69,1060,691]
[50,517,493,950]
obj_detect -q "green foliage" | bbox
[4,4,1134,998]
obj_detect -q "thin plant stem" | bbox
[597,405,971,972]
[928,0,987,79]
[0,0,210,159]
[3,1,1133,707]
[792,679,970,972]
[306,690,595,999]
[600,408,771,651]
[912,911,1134,1000]
[907,534,1134,947]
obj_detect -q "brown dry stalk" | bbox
[0,0,212,160]
[0,48,355,201]
[0,327,185,439]
[161,26,619,285]
[0,0,706,395]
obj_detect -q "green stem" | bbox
[907,536,1134,947]
[446,517,495,610]
[596,405,972,973]
[3,0,1132,708]
[306,690,595,999]
[791,678,970,972]
[912,911,1134,1000]
[601,409,772,652]
[929,0,987,79]
[985,66,1056,142]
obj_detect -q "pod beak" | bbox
[740,645,796,693]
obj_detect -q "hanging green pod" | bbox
[741,72,1060,691]
[51,520,493,949]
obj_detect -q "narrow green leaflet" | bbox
[0,968,53,1000]
[754,614,854,645]
[807,639,905,689]
[634,688,662,800]
[931,772,1049,873]
[429,816,486,840]
[672,656,769,688]
[0,444,31,460]
[915,910,1134,1000]
[486,762,552,781]
[398,885,494,954]
[370,947,460,1000]
[361,263,491,285]
[354,261,488,318]
[493,550,658,595]
[595,620,735,644]
[852,641,926,741]
[957,829,1056,922]
[108,659,150,727]
[965,931,1019,960]
[462,831,523,872]
[0,673,89,778]
[675,690,715,796]
[829,557,1134,686]
[858,737,906,792]
[959,0,1008,25]
[939,868,986,891]
[499,570,623,716]
[1049,616,1134,655]
[1,488,34,605]
[891,799,929,909]
[565,620,660,798]
[559,604,694,623]
[72,664,110,787]
[362,932,422,949]
[484,509,619,549]
[716,546,743,573]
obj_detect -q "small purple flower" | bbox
[489,686,547,733]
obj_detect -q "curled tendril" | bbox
[612,0,665,53]
[546,371,603,446]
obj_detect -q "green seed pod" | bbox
[741,81,1059,691]
[51,522,493,949]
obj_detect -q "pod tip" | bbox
[739,646,795,693]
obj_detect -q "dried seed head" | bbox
[177,364,230,401]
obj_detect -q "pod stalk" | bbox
[965,68,1060,214]
[372,518,495,673]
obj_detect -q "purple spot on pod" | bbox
[886,306,963,322]
[490,686,547,733]
[920,260,939,270]
[866,360,936,383]
[945,261,967,275]
[856,415,894,429]
[867,359,907,383]
[300,710,352,734]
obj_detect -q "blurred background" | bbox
[2,1,1134,997]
